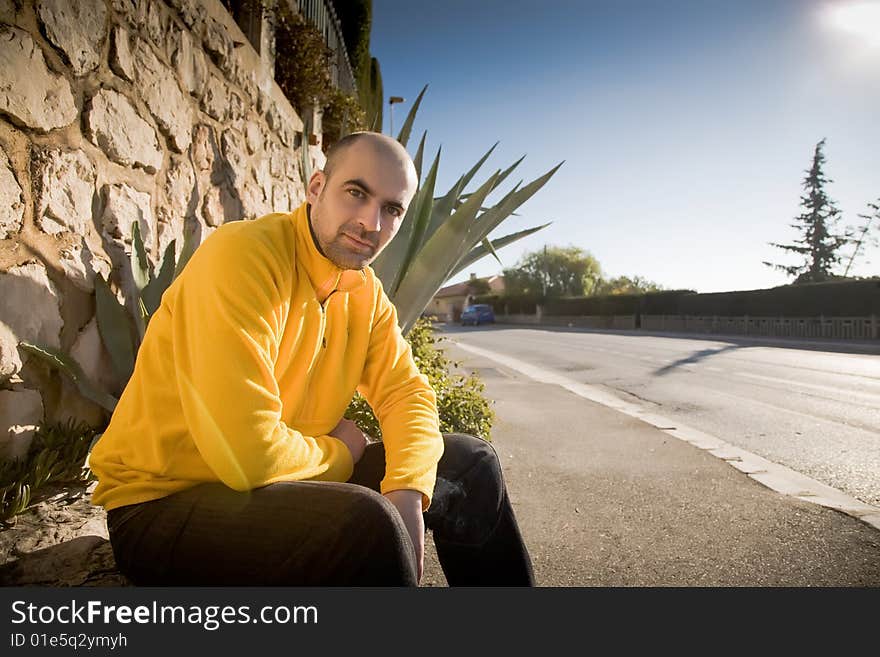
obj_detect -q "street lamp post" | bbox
[388,96,405,137]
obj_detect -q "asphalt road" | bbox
[419,328,880,586]
[441,324,880,508]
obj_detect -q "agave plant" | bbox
[368,85,561,334]
[20,225,197,413]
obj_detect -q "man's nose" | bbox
[358,203,383,232]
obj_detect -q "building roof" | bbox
[434,281,472,299]
[434,275,504,299]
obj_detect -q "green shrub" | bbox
[272,3,334,113]
[345,318,494,441]
[321,87,367,149]
[0,420,98,524]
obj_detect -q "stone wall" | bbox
[0,0,324,461]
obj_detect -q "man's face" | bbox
[307,140,417,270]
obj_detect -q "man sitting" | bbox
[90,132,534,586]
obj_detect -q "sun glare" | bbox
[824,1,880,47]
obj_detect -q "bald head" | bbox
[322,132,417,190]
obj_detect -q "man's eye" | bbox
[386,206,403,218]
[347,188,365,199]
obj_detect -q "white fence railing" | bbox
[640,315,878,340]
[496,313,879,340]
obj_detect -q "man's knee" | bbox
[441,433,504,486]
[346,488,418,578]
[429,433,505,546]
[351,488,409,540]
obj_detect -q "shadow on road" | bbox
[653,344,743,376]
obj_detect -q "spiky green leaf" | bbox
[413,130,427,184]
[18,342,118,413]
[94,275,135,386]
[466,162,563,246]
[174,225,198,280]
[390,147,441,295]
[396,84,427,148]
[482,237,503,268]
[371,148,440,293]
[142,239,177,316]
[452,223,552,278]
[423,143,499,247]
[393,171,501,333]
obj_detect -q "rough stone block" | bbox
[239,180,268,220]
[220,128,248,189]
[69,317,117,395]
[171,27,207,98]
[132,38,194,152]
[145,0,169,50]
[0,388,43,461]
[109,27,134,82]
[58,238,111,293]
[36,0,107,76]
[0,26,77,132]
[228,91,244,122]
[201,75,228,121]
[0,321,22,385]
[168,0,201,27]
[33,148,96,237]
[110,0,148,31]
[201,184,241,227]
[244,121,262,155]
[0,262,63,350]
[202,16,231,68]
[272,184,290,214]
[100,183,155,261]
[157,156,196,226]
[0,0,16,24]
[157,215,184,264]
[0,146,24,239]
[190,123,216,174]
[85,89,163,173]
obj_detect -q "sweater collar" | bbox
[291,202,367,300]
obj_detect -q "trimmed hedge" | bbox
[676,279,880,317]
[480,279,880,318]
[474,294,538,315]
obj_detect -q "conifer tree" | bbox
[764,139,851,283]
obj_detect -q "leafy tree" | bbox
[467,278,492,296]
[595,275,664,295]
[503,245,602,298]
[764,139,851,283]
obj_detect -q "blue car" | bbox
[460,304,495,326]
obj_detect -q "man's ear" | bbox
[307,170,326,204]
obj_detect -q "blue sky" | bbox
[369,0,880,293]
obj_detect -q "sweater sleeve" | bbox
[171,226,353,491]
[357,279,444,511]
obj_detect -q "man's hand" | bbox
[384,489,425,583]
[328,418,367,464]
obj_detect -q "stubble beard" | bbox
[323,231,377,271]
[318,215,380,271]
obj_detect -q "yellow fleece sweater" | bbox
[90,203,444,512]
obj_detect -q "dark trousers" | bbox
[107,433,534,586]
